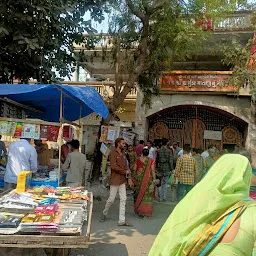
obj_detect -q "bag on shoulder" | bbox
[158,148,170,164]
[167,174,173,185]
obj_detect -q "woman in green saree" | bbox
[149,154,256,256]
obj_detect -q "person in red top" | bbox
[100,138,133,226]
[61,141,71,164]
[136,140,145,157]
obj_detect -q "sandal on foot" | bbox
[118,222,133,227]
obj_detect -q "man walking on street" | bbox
[100,138,132,226]
[174,144,198,202]
[156,138,173,202]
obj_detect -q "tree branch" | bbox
[147,0,168,15]
[125,0,146,21]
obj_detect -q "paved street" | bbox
[0,194,175,256]
[71,196,175,256]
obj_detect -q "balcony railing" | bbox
[91,84,137,99]
[213,12,253,32]
[78,12,254,50]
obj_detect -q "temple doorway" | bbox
[148,105,247,151]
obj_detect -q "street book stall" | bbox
[0,186,93,255]
[0,120,80,188]
[0,119,64,188]
[0,84,108,187]
[0,84,108,255]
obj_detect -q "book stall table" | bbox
[0,187,93,256]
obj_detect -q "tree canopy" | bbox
[81,0,255,122]
[0,0,107,83]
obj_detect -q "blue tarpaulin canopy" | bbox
[0,84,109,122]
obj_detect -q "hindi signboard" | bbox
[160,71,237,93]
[204,130,222,141]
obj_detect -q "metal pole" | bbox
[79,104,83,152]
[58,89,63,187]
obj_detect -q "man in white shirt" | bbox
[201,145,214,159]
[4,138,38,190]
[147,140,156,161]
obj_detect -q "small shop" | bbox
[0,118,63,188]
[0,83,108,254]
[0,83,108,188]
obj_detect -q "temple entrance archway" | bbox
[148,105,248,151]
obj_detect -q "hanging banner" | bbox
[100,126,108,142]
[40,125,48,140]
[0,121,16,136]
[63,125,74,141]
[122,131,135,145]
[204,130,222,141]
[100,126,120,144]
[0,122,9,135]
[22,124,36,138]
[107,128,116,142]
[47,126,60,142]
[14,122,23,137]
[100,142,111,157]
[34,124,40,140]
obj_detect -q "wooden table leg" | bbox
[50,248,59,256]
[62,248,71,256]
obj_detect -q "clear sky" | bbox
[85,12,109,33]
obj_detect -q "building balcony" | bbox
[76,11,254,50]
[92,84,137,100]
[62,81,138,100]
[212,11,253,33]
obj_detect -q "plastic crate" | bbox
[30,174,67,188]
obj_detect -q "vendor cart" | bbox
[0,189,93,256]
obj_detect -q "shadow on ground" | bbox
[70,243,128,256]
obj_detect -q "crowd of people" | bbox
[99,138,252,223]
[99,137,256,254]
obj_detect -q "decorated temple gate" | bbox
[148,105,246,151]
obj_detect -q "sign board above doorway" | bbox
[160,71,237,93]
[204,130,222,141]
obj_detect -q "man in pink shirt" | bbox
[135,140,144,157]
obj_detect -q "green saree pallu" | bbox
[149,154,255,256]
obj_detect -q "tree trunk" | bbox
[102,112,114,125]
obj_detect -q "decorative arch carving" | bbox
[222,126,242,145]
[149,122,169,140]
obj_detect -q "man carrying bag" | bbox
[156,138,173,202]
